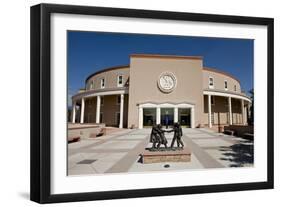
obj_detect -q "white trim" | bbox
[80,98,85,124]
[117,75,123,87]
[119,94,124,128]
[203,90,251,102]
[228,97,233,125]
[138,107,143,129]
[96,96,101,124]
[191,107,195,128]
[208,76,214,89]
[100,78,105,89]
[71,101,76,123]
[224,80,228,91]
[139,102,194,108]
[208,95,212,128]
[82,90,126,98]
[174,107,178,123]
[156,107,161,124]
[241,99,245,125]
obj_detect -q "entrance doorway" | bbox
[143,108,156,127]
[138,103,195,129]
[178,108,191,127]
[161,108,174,127]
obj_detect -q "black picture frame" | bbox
[30,3,274,204]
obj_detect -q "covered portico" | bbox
[203,90,252,128]
[71,88,128,128]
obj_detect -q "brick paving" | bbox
[68,128,254,176]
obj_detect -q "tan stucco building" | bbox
[71,54,251,129]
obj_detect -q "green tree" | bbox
[248,89,254,125]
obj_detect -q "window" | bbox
[117,75,123,87]
[224,80,228,90]
[209,77,214,88]
[234,85,237,91]
[100,96,104,106]
[117,95,121,105]
[100,78,105,88]
[90,80,94,90]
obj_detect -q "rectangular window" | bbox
[100,78,105,88]
[209,77,214,88]
[224,80,228,90]
[89,80,94,90]
[234,85,237,91]
[117,75,123,87]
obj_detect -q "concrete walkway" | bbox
[68,128,254,176]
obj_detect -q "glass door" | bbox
[160,108,174,127]
[143,108,156,127]
[178,108,191,127]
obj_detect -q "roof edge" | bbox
[84,62,241,86]
[203,67,241,84]
[130,54,203,60]
[85,65,129,83]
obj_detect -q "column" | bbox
[138,107,143,129]
[247,104,251,125]
[156,107,161,124]
[174,107,178,123]
[119,94,124,128]
[96,95,101,124]
[191,107,195,128]
[72,101,76,123]
[244,106,248,125]
[241,99,245,125]
[228,97,233,125]
[208,95,212,128]
[80,98,85,124]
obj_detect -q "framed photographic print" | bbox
[30,3,274,203]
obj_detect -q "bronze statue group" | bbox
[149,122,184,150]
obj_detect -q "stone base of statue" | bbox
[141,147,191,164]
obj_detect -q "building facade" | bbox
[71,54,251,129]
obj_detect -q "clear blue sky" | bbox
[67,31,253,104]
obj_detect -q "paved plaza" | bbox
[68,128,254,175]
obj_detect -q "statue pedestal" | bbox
[141,148,191,164]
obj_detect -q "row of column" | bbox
[139,106,194,129]
[72,94,124,128]
[207,95,246,128]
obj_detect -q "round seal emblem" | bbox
[157,72,177,93]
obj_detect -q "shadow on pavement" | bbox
[219,140,254,167]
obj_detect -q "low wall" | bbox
[224,125,253,137]
[68,123,105,139]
